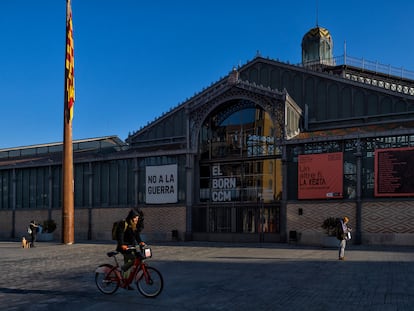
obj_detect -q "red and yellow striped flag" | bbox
[65,0,75,121]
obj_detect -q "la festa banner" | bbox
[298,152,343,199]
[146,164,178,204]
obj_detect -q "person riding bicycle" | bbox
[115,209,146,274]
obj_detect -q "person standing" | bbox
[337,216,352,260]
[29,220,39,247]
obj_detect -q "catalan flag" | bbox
[65,0,75,121]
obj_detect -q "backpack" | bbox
[137,210,144,232]
[111,220,127,241]
[336,218,344,240]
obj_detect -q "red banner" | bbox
[298,152,343,199]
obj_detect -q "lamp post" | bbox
[258,193,264,242]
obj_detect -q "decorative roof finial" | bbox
[228,67,239,85]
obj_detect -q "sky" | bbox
[1,0,414,149]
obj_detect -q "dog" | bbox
[22,236,31,248]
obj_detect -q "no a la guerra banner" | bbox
[146,164,178,204]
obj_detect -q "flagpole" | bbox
[62,0,75,245]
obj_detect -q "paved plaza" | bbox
[1,240,414,311]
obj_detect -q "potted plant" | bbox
[321,217,339,247]
[38,219,57,241]
[42,219,57,233]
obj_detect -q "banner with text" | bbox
[298,152,343,199]
[146,164,178,204]
[375,147,414,197]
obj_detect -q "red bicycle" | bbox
[95,246,163,297]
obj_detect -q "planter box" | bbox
[37,232,54,241]
[322,236,339,248]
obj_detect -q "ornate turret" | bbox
[301,26,334,67]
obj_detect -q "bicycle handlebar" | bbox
[126,244,147,251]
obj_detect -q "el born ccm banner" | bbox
[145,164,178,204]
[298,152,343,199]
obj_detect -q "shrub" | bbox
[321,217,338,237]
[42,219,57,233]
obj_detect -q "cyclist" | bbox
[115,209,146,276]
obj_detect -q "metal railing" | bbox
[301,55,414,81]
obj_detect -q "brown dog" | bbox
[22,237,31,248]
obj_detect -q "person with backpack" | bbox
[115,209,146,283]
[337,216,352,261]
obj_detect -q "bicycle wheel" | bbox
[136,266,163,298]
[95,264,120,294]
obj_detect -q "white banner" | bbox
[146,164,178,204]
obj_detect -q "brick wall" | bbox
[287,201,414,246]
[287,202,355,246]
[4,201,414,246]
[362,201,414,245]
[0,205,187,243]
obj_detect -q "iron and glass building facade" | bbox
[1,26,414,245]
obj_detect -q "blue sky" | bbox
[1,0,413,149]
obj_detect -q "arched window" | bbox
[198,100,282,204]
[199,100,276,160]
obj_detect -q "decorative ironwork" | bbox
[187,79,287,151]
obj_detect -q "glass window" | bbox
[199,102,276,160]
[199,160,280,204]
[199,102,281,204]
[0,170,11,209]
[193,205,279,234]
[344,152,357,199]
[52,166,61,208]
[92,162,101,206]
[109,161,118,205]
[75,163,90,207]
[35,167,48,209]
[100,162,109,206]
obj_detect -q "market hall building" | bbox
[1,25,414,246]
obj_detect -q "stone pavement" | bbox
[1,240,414,311]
